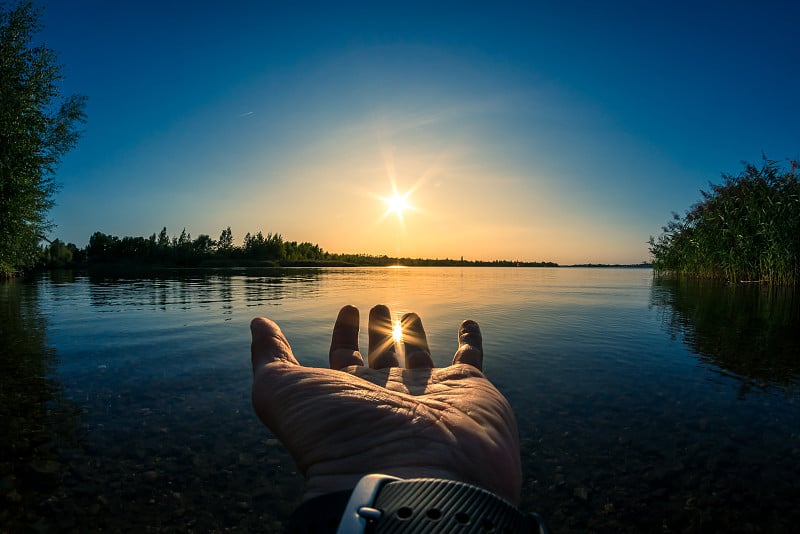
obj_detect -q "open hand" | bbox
[250,304,522,504]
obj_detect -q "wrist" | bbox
[290,474,546,534]
[303,467,515,504]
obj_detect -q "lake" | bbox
[1,267,798,532]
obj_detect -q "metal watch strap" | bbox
[337,474,546,533]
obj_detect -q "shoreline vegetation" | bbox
[31,227,560,272]
[649,158,800,286]
[0,3,86,279]
[11,226,654,276]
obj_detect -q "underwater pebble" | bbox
[573,487,589,501]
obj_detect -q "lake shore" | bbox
[30,259,654,276]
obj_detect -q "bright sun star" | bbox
[382,189,412,221]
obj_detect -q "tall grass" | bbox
[649,158,800,285]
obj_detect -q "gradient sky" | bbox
[37,0,800,264]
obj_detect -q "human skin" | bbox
[250,304,522,504]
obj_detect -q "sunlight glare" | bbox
[382,189,412,221]
[392,319,403,342]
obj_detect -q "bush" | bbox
[649,158,800,284]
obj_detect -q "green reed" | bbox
[649,158,800,285]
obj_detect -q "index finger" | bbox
[329,305,366,369]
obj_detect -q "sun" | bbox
[385,191,410,216]
[381,189,412,221]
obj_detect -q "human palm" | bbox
[250,305,522,504]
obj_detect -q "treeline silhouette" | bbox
[649,158,800,285]
[37,226,558,269]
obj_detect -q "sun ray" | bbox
[392,319,403,342]
[368,124,452,228]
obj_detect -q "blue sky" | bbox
[37,0,800,264]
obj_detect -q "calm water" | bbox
[2,267,798,533]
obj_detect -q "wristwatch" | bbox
[288,474,547,533]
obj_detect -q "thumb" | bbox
[251,317,299,374]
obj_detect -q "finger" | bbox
[368,304,399,368]
[401,312,434,369]
[329,305,365,369]
[452,319,483,370]
[251,317,300,374]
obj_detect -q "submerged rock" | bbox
[30,459,61,475]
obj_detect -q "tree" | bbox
[157,226,169,249]
[243,231,284,260]
[217,226,233,255]
[0,2,86,275]
[192,233,214,257]
[38,237,71,267]
[86,231,119,261]
[174,228,190,247]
